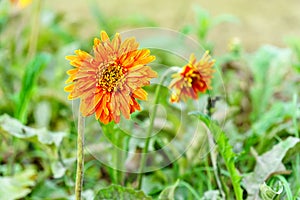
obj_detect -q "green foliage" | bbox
[247,45,292,122]
[95,184,152,200]
[0,114,72,181]
[0,168,37,200]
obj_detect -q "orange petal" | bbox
[119,92,130,119]
[80,95,95,116]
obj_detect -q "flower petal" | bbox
[100,31,110,42]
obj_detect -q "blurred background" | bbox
[44,0,300,53]
[0,0,299,199]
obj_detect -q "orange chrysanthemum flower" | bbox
[169,51,215,103]
[65,31,157,124]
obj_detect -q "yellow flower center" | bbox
[97,62,125,92]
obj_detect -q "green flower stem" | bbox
[136,82,161,189]
[137,67,179,189]
[112,130,122,185]
[75,111,85,200]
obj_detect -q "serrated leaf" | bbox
[243,137,300,200]
[190,112,243,200]
[158,179,180,200]
[0,114,66,147]
[0,168,37,200]
[95,184,152,200]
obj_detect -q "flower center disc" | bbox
[98,62,124,92]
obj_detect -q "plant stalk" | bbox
[75,111,85,200]
[136,82,161,189]
[137,67,179,189]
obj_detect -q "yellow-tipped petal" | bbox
[100,31,109,42]
[65,55,77,61]
[64,84,74,92]
[94,38,101,46]
[133,88,148,100]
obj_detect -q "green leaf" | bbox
[243,137,300,200]
[95,184,152,200]
[260,182,283,200]
[0,114,66,147]
[14,53,51,123]
[158,179,180,200]
[29,180,69,200]
[250,102,295,136]
[0,168,37,200]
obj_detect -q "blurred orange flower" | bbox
[10,0,32,9]
[65,31,157,124]
[169,51,215,103]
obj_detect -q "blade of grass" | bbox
[179,180,201,200]
[275,175,293,200]
[14,53,51,124]
[204,156,213,190]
